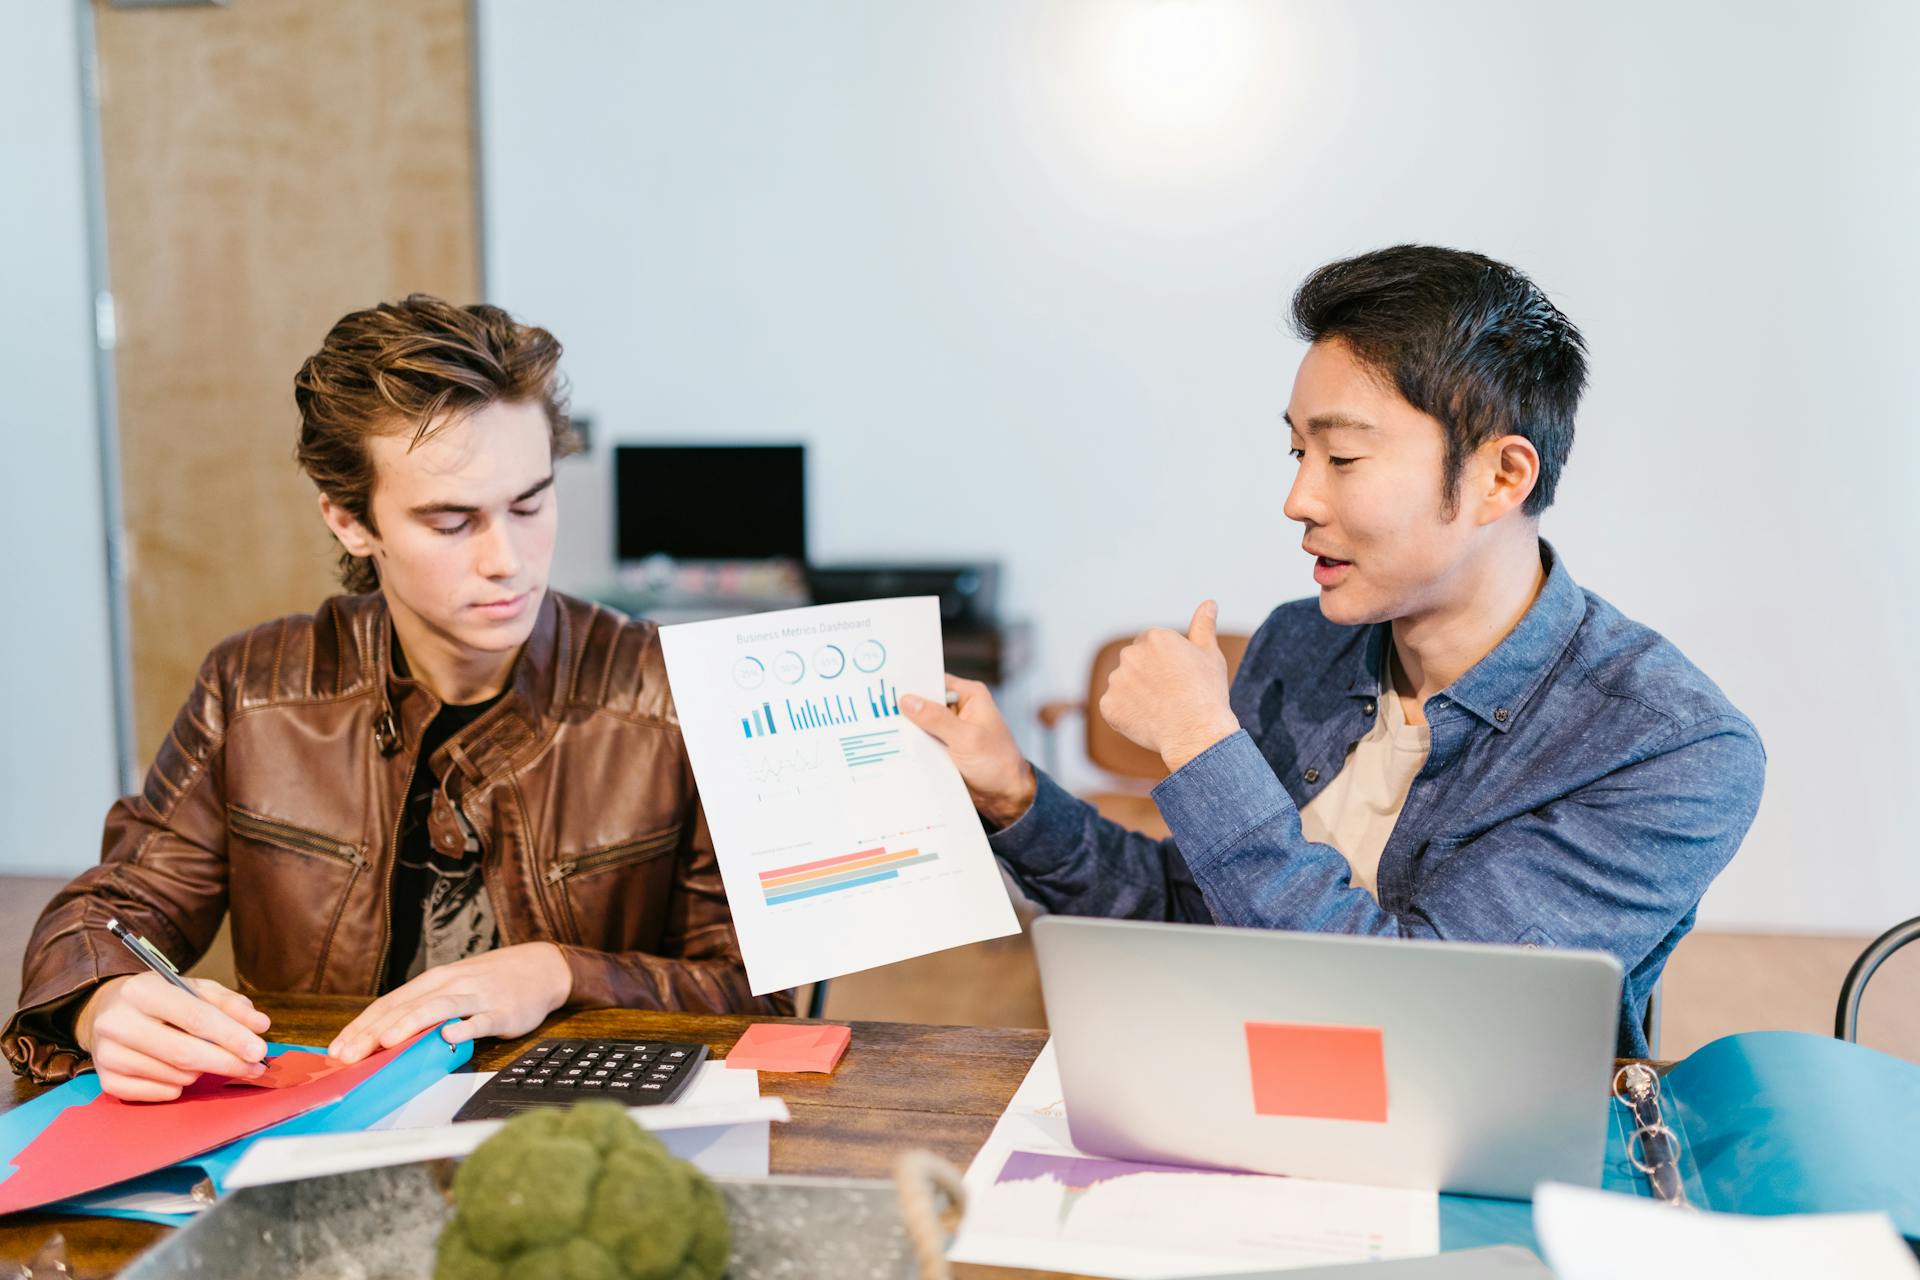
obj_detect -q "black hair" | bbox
[1291,245,1587,516]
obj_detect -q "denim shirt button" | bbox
[1303,767,1320,784]
[1362,701,1377,717]
[1495,707,1510,723]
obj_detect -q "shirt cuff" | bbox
[1149,730,1296,870]
[987,767,1086,872]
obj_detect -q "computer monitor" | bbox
[614,444,806,563]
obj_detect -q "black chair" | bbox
[1834,915,1920,1042]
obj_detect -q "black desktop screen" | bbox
[614,444,807,562]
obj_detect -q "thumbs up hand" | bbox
[1098,600,1242,773]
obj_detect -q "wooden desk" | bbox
[0,997,1054,1280]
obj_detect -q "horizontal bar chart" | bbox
[760,844,940,905]
[840,729,901,767]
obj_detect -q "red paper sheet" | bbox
[0,1031,430,1215]
[1243,1021,1389,1123]
[723,1023,851,1074]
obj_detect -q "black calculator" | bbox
[452,1037,710,1121]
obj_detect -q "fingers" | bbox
[440,1011,493,1046]
[97,1070,187,1103]
[330,967,451,1058]
[899,691,963,744]
[336,991,465,1062]
[112,1015,266,1080]
[93,1038,201,1090]
[191,977,272,1035]
[1186,599,1220,650]
[123,977,268,1069]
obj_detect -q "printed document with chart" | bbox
[659,597,1018,994]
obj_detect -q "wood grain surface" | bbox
[0,996,1063,1279]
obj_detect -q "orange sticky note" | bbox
[724,1023,851,1074]
[1244,1021,1388,1123]
[224,1050,349,1090]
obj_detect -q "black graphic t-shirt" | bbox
[382,695,503,991]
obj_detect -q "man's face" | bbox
[1282,339,1487,627]
[333,399,558,659]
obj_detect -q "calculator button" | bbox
[639,1082,664,1092]
[582,1079,605,1089]
[592,1069,611,1078]
[533,1066,555,1077]
[610,1081,632,1090]
[495,1075,520,1087]
[522,1078,546,1088]
[525,1046,551,1057]
[654,1062,677,1073]
[664,1049,690,1060]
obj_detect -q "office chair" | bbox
[1038,631,1252,839]
[1834,915,1920,1042]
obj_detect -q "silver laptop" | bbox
[1032,916,1623,1199]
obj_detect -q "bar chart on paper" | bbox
[738,679,901,738]
[759,844,942,906]
[660,597,1019,994]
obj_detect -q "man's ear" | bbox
[1475,435,1540,526]
[317,493,378,558]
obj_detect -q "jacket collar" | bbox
[369,590,571,781]
[1345,540,1584,733]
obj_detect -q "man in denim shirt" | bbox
[903,245,1765,1056]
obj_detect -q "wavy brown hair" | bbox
[293,294,581,594]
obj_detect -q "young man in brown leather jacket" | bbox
[4,295,787,1098]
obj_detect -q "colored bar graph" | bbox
[759,845,940,905]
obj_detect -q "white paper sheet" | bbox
[659,597,1019,993]
[223,1094,789,1190]
[362,1062,773,1177]
[949,1041,1441,1278]
[1534,1182,1920,1280]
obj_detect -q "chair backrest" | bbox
[1084,631,1252,780]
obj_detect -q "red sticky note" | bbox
[224,1050,349,1090]
[1244,1021,1389,1123]
[723,1023,851,1074]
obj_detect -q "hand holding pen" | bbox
[72,918,273,1102]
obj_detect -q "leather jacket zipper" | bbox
[228,808,365,868]
[543,832,677,885]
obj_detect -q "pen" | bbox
[945,690,960,707]
[106,916,204,1003]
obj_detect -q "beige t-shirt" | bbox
[1297,657,1432,898]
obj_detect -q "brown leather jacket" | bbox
[5,590,789,1083]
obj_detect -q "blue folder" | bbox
[1439,1030,1920,1254]
[0,1025,471,1226]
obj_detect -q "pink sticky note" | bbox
[1244,1021,1389,1123]
[724,1023,852,1074]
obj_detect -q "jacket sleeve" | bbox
[556,797,793,1017]
[3,650,235,1082]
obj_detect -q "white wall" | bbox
[477,0,1920,933]
[0,1,121,873]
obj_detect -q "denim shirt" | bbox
[990,544,1766,1056]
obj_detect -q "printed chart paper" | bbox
[949,1042,1440,1277]
[660,597,1018,993]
